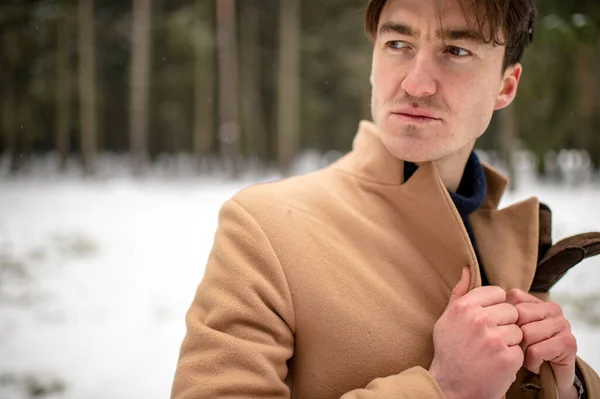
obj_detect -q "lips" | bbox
[392,107,440,120]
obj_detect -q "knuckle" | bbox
[562,333,578,353]
[526,344,541,360]
[501,346,523,370]
[491,286,507,301]
[453,299,471,314]
[520,324,533,345]
[560,318,571,332]
[548,302,563,316]
[515,303,527,315]
[473,313,489,328]
[508,288,522,297]
[515,347,525,364]
[514,325,524,343]
[485,330,504,348]
[508,305,520,321]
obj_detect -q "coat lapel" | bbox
[398,162,482,292]
[470,166,540,291]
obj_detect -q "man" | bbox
[171,0,600,397]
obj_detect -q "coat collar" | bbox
[336,120,508,205]
[332,120,539,292]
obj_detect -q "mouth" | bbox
[392,113,441,124]
[391,108,441,124]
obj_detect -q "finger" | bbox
[463,285,507,308]
[524,333,577,375]
[507,288,543,306]
[515,302,563,327]
[521,317,569,353]
[450,267,471,301]
[507,344,525,367]
[498,324,523,347]
[484,302,519,326]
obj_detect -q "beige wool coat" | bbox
[171,120,600,398]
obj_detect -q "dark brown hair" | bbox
[364,0,537,70]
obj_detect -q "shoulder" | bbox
[229,165,347,221]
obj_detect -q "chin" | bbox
[380,128,443,164]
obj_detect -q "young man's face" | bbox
[370,0,522,164]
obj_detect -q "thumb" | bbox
[450,267,471,301]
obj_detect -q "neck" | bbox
[419,143,475,192]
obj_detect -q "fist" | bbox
[429,268,524,399]
[507,289,578,399]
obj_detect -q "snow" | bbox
[0,168,599,398]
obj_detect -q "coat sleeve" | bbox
[577,357,600,399]
[530,292,600,399]
[170,199,447,399]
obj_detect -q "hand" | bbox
[506,289,579,399]
[429,267,524,399]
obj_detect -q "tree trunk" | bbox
[216,0,240,178]
[130,0,152,175]
[240,0,267,169]
[56,13,72,172]
[2,71,17,168]
[193,0,215,167]
[1,29,19,172]
[277,0,301,175]
[499,105,517,191]
[576,44,594,150]
[78,0,97,175]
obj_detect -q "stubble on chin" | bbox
[401,124,421,137]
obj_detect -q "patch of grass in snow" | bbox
[0,372,67,398]
[0,232,98,306]
[0,251,35,306]
[51,233,98,258]
[0,253,29,281]
[555,293,600,327]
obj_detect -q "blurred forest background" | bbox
[0,0,599,181]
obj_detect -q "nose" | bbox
[400,53,437,98]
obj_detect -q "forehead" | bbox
[378,0,477,35]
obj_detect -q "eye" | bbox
[445,46,471,57]
[386,40,409,50]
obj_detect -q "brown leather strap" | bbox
[532,232,600,292]
[538,203,552,262]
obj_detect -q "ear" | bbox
[494,63,522,111]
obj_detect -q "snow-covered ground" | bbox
[0,164,599,399]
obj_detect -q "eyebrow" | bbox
[379,22,484,43]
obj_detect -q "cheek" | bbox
[459,90,497,139]
[372,56,402,103]
[448,77,498,122]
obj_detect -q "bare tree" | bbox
[193,0,215,169]
[277,0,301,175]
[240,0,267,169]
[130,0,152,175]
[78,0,97,175]
[216,0,240,178]
[56,8,72,171]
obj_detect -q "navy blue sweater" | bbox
[404,152,489,285]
